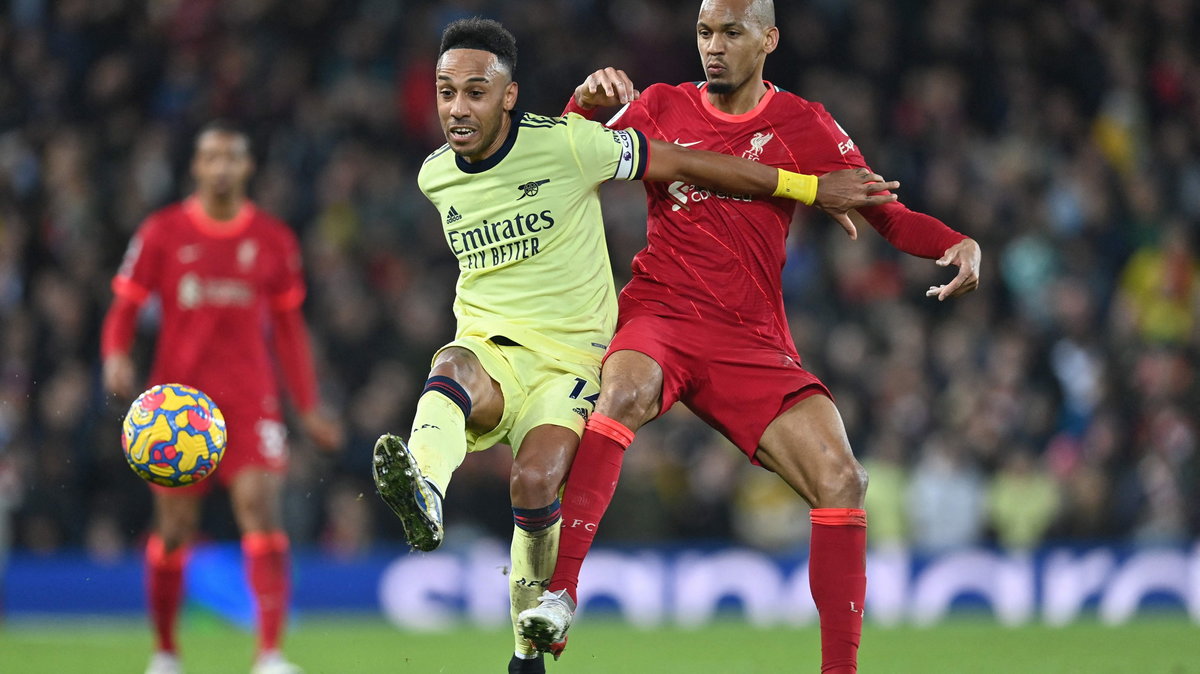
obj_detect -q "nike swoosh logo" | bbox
[673,139,702,147]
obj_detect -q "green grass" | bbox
[1,615,1198,673]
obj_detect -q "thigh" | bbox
[755,393,860,508]
[604,313,693,419]
[429,341,505,432]
[152,488,203,546]
[228,468,285,534]
[437,336,523,453]
[594,349,664,431]
[507,347,601,506]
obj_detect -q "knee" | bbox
[509,462,560,509]
[234,495,279,533]
[597,382,656,428]
[158,530,191,552]
[814,457,868,508]
[432,349,478,387]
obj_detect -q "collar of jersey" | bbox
[699,81,776,123]
[183,196,255,238]
[455,110,521,174]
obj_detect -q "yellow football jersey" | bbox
[418,111,648,365]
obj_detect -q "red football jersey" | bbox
[607,81,872,352]
[111,197,306,415]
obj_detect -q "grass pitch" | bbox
[1,615,1197,673]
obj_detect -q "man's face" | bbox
[696,0,776,95]
[435,49,518,162]
[191,131,252,198]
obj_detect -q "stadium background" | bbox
[0,0,1198,671]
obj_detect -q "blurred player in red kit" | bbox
[101,120,341,674]
[518,1,981,672]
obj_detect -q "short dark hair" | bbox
[196,118,250,146]
[439,17,517,76]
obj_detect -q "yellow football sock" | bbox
[509,520,561,656]
[407,392,468,495]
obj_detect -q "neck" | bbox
[706,77,768,115]
[196,193,243,220]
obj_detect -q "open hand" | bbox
[926,238,982,301]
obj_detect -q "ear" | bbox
[763,26,779,55]
[503,80,519,111]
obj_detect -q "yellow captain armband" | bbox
[773,169,818,206]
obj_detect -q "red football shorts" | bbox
[605,309,830,464]
[151,397,288,494]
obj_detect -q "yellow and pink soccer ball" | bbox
[122,383,226,487]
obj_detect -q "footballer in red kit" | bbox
[101,120,340,674]
[111,197,308,477]
[518,1,982,672]
[603,80,969,453]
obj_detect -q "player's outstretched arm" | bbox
[642,138,898,219]
[925,237,982,301]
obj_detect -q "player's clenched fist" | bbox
[574,67,641,109]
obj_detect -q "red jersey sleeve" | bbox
[266,225,317,412]
[802,102,967,259]
[601,85,662,133]
[562,95,599,119]
[111,215,164,304]
[271,306,318,413]
[267,226,307,312]
[102,215,164,358]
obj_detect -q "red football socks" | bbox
[243,531,291,653]
[145,535,186,654]
[548,413,635,604]
[809,508,868,674]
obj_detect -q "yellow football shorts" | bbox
[434,335,600,455]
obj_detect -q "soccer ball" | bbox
[122,383,226,487]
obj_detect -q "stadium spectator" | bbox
[987,448,1061,551]
[906,435,986,553]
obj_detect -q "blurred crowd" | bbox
[0,0,1197,564]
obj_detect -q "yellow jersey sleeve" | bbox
[563,112,648,184]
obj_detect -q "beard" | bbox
[707,80,735,94]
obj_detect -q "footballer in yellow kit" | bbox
[370,20,649,671]
[419,108,645,453]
